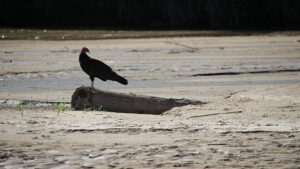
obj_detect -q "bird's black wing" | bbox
[86,57,114,81]
[80,54,127,85]
[88,58,127,84]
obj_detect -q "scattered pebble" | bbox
[265,123,279,126]
[54,156,69,163]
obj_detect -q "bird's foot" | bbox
[87,86,96,93]
[91,86,96,93]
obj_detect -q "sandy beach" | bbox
[0,35,300,168]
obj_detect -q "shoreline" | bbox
[1,29,300,41]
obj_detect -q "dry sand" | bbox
[0,35,300,168]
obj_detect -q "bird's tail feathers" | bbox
[111,73,128,85]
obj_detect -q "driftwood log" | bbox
[71,86,201,114]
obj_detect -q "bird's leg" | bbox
[90,76,95,90]
[91,80,94,88]
[90,80,96,93]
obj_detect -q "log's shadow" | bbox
[71,86,202,114]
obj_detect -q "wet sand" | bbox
[0,35,300,168]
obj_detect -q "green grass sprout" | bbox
[58,102,67,115]
[17,101,25,116]
[262,113,269,117]
[84,105,103,112]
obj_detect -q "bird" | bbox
[79,47,128,88]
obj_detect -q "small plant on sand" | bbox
[14,149,21,153]
[84,105,103,112]
[17,101,25,116]
[196,101,204,105]
[97,105,103,111]
[297,113,300,118]
[262,113,269,117]
[57,102,67,115]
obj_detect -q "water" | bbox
[1,76,300,92]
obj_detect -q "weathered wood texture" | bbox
[71,86,201,114]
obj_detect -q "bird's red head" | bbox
[81,47,90,54]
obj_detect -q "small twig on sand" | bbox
[61,112,75,116]
[187,111,242,119]
[165,41,199,51]
[208,143,227,146]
